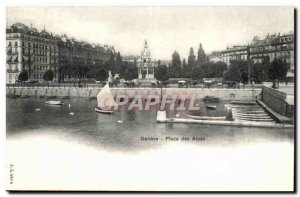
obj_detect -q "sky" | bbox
[6,6,294,60]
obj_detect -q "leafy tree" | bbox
[169,51,182,78]
[42,70,54,81]
[154,65,170,102]
[200,62,214,78]
[95,68,109,82]
[212,61,227,78]
[228,59,250,84]
[197,43,206,65]
[18,70,28,82]
[267,58,288,88]
[123,64,138,81]
[223,64,240,83]
[182,58,188,78]
[106,51,116,75]
[188,47,196,71]
[115,52,122,75]
[252,63,264,84]
[190,66,203,81]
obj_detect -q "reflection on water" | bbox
[6,97,293,152]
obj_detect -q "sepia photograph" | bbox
[5,6,295,192]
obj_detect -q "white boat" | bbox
[95,83,116,114]
[45,100,63,105]
[206,105,217,110]
[187,115,226,120]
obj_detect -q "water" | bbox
[6,97,294,191]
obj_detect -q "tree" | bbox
[182,58,188,78]
[223,64,240,83]
[43,70,54,81]
[95,68,109,83]
[18,70,28,82]
[252,63,264,84]
[154,65,170,102]
[115,52,122,75]
[190,66,203,81]
[123,64,138,81]
[169,51,182,78]
[267,58,288,88]
[188,47,196,73]
[228,59,249,84]
[197,43,206,65]
[212,61,227,78]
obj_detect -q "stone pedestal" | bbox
[156,110,167,123]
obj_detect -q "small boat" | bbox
[187,114,226,120]
[203,96,219,103]
[21,95,30,98]
[61,96,70,99]
[88,97,97,100]
[206,105,217,110]
[40,95,45,98]
[45,96,57,99]
[9,95,20,98]
[45,100,63,105]
[35,108,41,111]
[230,101,256,105]
[95,83,116,114]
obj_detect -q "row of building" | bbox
[221,32,294,79]
[6,23,115,84]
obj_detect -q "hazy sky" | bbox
[7,6,294,60]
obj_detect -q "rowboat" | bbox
[230,101,256,105]
[61,96,70,99]
[21,95,30,98]
[94,107,114,114]
[45,100,63,105]
[206,105,217,110]
[9,95,20,98]
[187,114,226,120]
[203,96,219,103]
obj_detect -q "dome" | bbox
[11,23,29,31]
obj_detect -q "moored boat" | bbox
[206,104,217,110]
[230,101,256,105]
[187,114,226,120]
[203,96,219,103]
[45,100,63,105]
[61,96,70,99]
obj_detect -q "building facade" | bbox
[57,35,114,81]
[6,23,58,84]
[221,45,249,66]
[249,33,294,75]
[221,32,294,78]
[137,40,157,82]
[6,23,116,84]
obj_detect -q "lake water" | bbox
[6,97,294,191]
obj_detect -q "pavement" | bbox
[263,82,294,95]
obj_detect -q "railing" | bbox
[6,82,265,89]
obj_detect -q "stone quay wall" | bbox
[261,86,294,118]
[6,86,262,100]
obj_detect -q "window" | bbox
[14,42,18,47]
[22,42,25,47]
